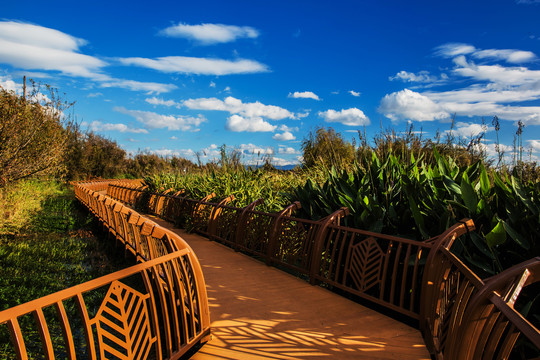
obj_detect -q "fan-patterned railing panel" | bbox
[312,225,431,319]
[0,251,210,360]
[345,236,385,292]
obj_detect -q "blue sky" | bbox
[2,0,540,166]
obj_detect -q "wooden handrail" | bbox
[103,182,540,358]
[0,180,211,359]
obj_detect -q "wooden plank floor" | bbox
[150,217,430,360]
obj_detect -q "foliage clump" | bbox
[0,81,73,186]
[301,127,356,170]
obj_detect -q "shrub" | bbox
[301,127,356,170]
[0,81,73,186]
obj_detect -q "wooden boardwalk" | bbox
[149,217,430,360]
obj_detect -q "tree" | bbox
[0,81,72,187]
[301,127,356,169]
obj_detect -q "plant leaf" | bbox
[460,173,477,214]
[486,221,507,248]
[501,220,530,250]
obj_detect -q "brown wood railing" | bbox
[107,182,540,359]
[0,180,210,359]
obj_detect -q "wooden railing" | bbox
[0,180,210,359]
[420,220,540,359]
[107,182,540,359]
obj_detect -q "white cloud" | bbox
[0,75,22,93]
[379,89,450,122]
[0,22,180,94]
[225,115,276,132]
[435,43,476,58]
[159,23,259,45]
[278,124,299,132]
[14,71,51,79]
[450,60,540,87]
[0,21,106,78]
[210,81,216,88]
[271,157,297,167]
[148,148,196,158]
[118,56,269,75]
[469,141,515,161]
[145,97,181,108]
[183,96,296,120]
[199,144,221,159]
[273,131,296,141]
[444,122,491,138]
[100,79,177,94]
[389,70,440,83]
[278,146,299,154]
[349,90,361,97]
[472,49,536,63]
[0,75,53,103]
[114,106,206,131]
[528,140,540,152]
[379,45,540,125]
[239,143,274,155]
[288,91,320,100]
[319,108,371,126]
[83,120,148,134]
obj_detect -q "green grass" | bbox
[0,180,134,357]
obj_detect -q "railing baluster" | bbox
[75,293,97,360]
[54,301,77,360]
[33,309,55,359]
[399,244,412,308]
[8,319,28,360]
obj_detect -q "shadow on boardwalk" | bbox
[149,217,430,360]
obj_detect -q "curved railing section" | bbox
[420,220,540,359]
[0,180,210,359]
[107,182,540,359]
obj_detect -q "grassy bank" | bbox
[0,180,133,357]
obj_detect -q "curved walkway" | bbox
[147,216,430,360]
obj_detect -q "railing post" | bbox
[164,190,185,223]
[155,189,173,216]
[234,199,264,251]
[308,207,349,285]
[266,201,301,266]
[418,218,475,355]
[208,195,235,240]
[191,193,216,232]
